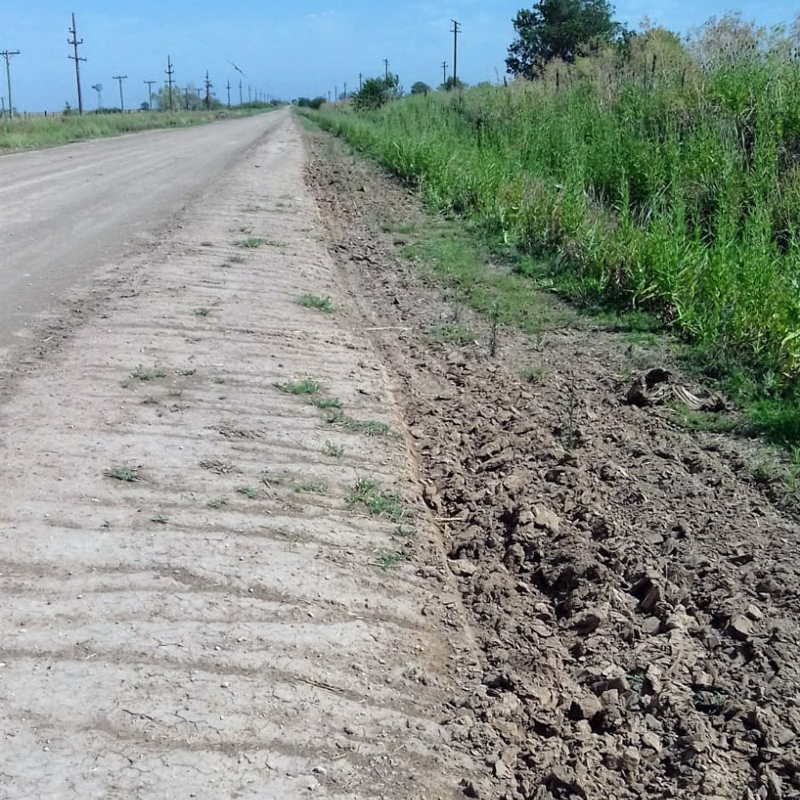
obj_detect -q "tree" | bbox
[506,0,624,78]
[352,74,399,111]
[411,81,432,95]
[438,77,468,91]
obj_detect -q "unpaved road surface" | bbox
[0,110,477,798]
[0,113,281,361]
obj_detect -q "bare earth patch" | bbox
[0,112,477,798]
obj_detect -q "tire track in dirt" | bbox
[0,111,476,799]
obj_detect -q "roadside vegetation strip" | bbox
[0,106,278,153]
[306,39,800,446]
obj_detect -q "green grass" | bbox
[0,108,273,153]
[274,377,321,395]
[262,471,328,494]
[307,54,800,446]
[322,440,345,458]
[431,322,476,346]
[295,294,333,313]
[375,550,406,570]
[345,477,412,523]
[236,485,259,499]
[151,513,168,524]
[235,237,265,249]
[105,466,139,482]
[312,396,342,409]
[131,364,166,382]
[194,307,211,317]
[207,497,228,509]
[294,480,328,494]
[325,410,392,437]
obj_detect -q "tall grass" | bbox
[0,108,271,152]
[308,39,800,443]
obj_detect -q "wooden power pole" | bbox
[0,50,20,119]
[441,61,448,86]
[68,13,86,114]
[112,75,127,111]
[451,19,461,90]
[204,71,212,110]
[166,55,175,111]
[144,79,156,110]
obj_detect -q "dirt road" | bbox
[0,110,477,797]
[0,112,282,362]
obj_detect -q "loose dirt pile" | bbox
[305,130,800,800]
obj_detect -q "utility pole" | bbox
[184,85,190,110]
[0,50,20,120]
[359,73,363,91]
[335,84,338,101]
[248,85,252,102]
[451,20,461,90]
[112,75,127,111]
[383,59,389,81]
[441,61,448,86]
[144,79,156,110]
[166,55,175,111]
[344,81,347,99]
[238,79,242,105]
[68,13,86,114]
[226,79,231,108]
[204,70,212,110]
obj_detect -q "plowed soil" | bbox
[304,126,800,800]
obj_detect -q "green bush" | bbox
[308,39,800,440]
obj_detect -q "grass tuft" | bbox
[105,466,139,482]
[235,238,265,249]
[326,410,391,437]
[346,477,412,523]
[295,294,333,313]
[322,440,345,458]
[131,365,166,382]
[312,396,342,409]
[274,377,320,395]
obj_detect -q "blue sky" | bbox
[0,1,797,112]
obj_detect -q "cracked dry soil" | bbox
[0,111,477,799]
[304,125,800,800]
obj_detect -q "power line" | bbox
[112,74,127,111]
[451,19,462,90]
[0,50,20,119]
[67,13,86,114]
[144,79,156,110]
[165,55,175,111]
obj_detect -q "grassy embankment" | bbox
[0,107,276,152]
[307,45,800,448]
